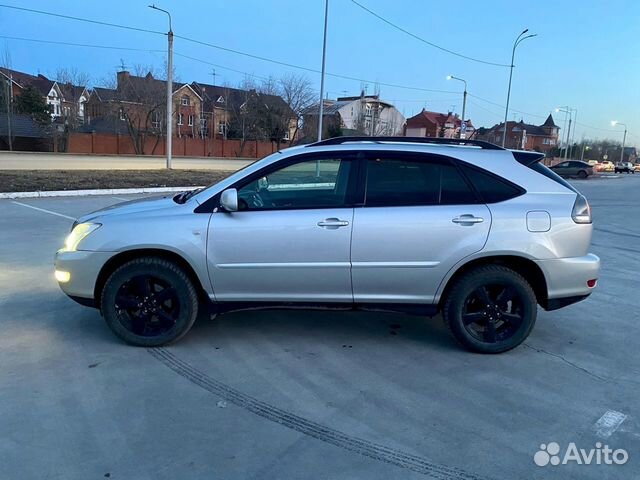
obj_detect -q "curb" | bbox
[0,186,205,199]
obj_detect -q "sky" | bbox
[1,0,638,146]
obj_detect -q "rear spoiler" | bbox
[511,150,546,166]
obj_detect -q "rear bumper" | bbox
[536,253,600,309]
[544,294,591,311]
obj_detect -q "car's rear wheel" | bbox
[100,257,199,347]
[443,265,537,354]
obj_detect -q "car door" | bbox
[570,161,584,175]
[350,152,491,304]
[206,153,357,302]
[554,162,570,175]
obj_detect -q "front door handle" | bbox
[452,214,484,225]
[317,218,350,229]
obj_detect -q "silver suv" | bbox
[54,137,600,353]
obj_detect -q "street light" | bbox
[611,121,628,163]
[447,75,467,138]
[502,29,537,147]
[149,4,173,169]
[317,0,329,141]
[569,108,578,158]
[555,107,573,159]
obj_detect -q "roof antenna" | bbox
[117,59,128,71]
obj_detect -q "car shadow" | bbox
[185,306,461,353]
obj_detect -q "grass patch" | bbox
[0,170,234,192]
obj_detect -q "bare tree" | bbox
[55,67,91,130]
[277,73,315,144]
[120,74,165,155]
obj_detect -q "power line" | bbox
[0,4,459,95]
[0,35,164,54]
[173,34,458,94]
[0,34,446,105]
[173,52,272,82]
[467,93,547,119]
[466,99,503,119]
[0,3,164,35]
[350,0,511,68]
[574,121,618,133]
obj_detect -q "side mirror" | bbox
[219,188,238,212]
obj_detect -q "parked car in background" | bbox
[614,162,636,174]
[634,163,640,172]
[551,160,594,178]
[595,161,614,172]
[54,137,599,354]
[587,160,598,167]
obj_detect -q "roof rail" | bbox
[307,136,504,150]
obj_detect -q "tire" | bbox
[578,170,588,178]
[443,265,537,354]
[100,257,199,347]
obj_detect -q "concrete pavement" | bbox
[1,176,639,479]
[0,151,255,170]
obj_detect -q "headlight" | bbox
[62,223,101,251]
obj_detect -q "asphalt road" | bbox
[0,175,639,479]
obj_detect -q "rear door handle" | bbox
[452,214,484,225]
[317,218,350,229]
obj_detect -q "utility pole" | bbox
[564,115,572,160]
[446,75,467,138]
[556,106,571,159]
[611,121,627,163]
[569,108,578,159]
[149,4,173,169]
[5,75,12,151]
[502,29,537,147]
[317,0,329,141]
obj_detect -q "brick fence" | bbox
[67,133,284,158]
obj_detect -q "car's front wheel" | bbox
[443,265,537,354]
[100,257,199,347]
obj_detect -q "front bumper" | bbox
[536,253,600,309]
[54,250,115,302]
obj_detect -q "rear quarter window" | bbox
[458,163,525,203]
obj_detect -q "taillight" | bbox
[572,194,592,224]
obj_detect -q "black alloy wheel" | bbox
[461,284,525,344]
[443,265,537,353]
[101,257,199,347]
[114,274,180,337]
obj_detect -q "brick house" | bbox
[477,114,560,152]
[1,68,88,125]
[404,109,475,139]
[86,70,168,135]
[0,67,64,118]
[85,71,296,144]
[173,84,203,138]
[190,82,235,139]
[59,83,89,126]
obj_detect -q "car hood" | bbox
[77,194,181,223]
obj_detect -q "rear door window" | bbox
[363,155,478,207]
